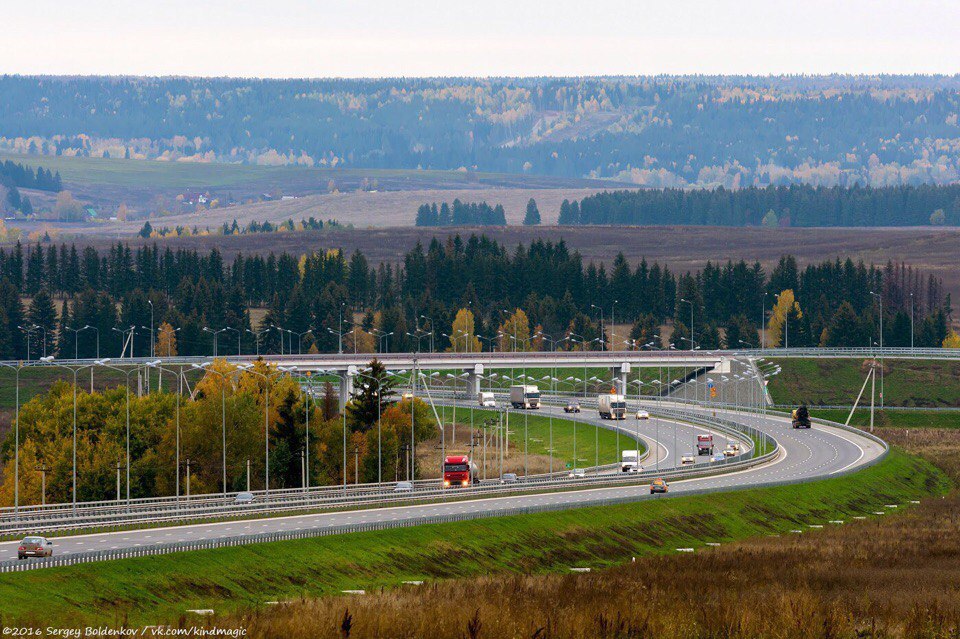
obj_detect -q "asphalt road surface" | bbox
[0,406,881,561]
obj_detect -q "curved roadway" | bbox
[0,405,883,561]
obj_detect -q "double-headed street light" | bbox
[39,356,97,511]
[192,361,232,495]
[679,298,695,351]
[93,358,138,509]
[246,328,270,356]
[145,359,185,502]
[203,326,229,358]
[869,290,884,409]
[237,363,297,497]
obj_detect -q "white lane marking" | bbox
[822,425,868,474]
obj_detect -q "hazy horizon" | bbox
[1,0,957,77]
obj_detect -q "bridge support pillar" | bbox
[611,362,630,394]
[338,369,354,411]
[465,364,483,400]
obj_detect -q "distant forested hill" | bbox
[2,75,960,188]
[566,184,960,227]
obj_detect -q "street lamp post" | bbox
[223,327,242,356]
[870,290,884,409]
[239,363,294,497]
[147,299,154,358]
[910,292,915,350]
[292,329,313,355]
[192,361,231,495]
[246,328,269,356]
[0,362,26,515]
[355,368,387,485]
[146,360,183,503]
[203,326,229,358]
[337,303,346,354]
[761,291,768,350]
[94,359,137,510]
[39,357,97,511]
[112,326,136,358]
[680,298,694,351]
[590,304,606,351]
[64,326,82,359]
[75,325,100,393]
[419,315,436,353]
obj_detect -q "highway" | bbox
[0,405,883,563]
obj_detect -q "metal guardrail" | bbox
[0,404,777,539]
[2,402,897,573]
[1,346,957,372]
[0,445,785,573]
[0,394,752,531]
[770,404,960,412]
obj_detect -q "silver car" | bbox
[18,536,53,560]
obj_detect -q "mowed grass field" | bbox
[766,357,960,407]
[0,151,513,189]
[418,407,646,477]
[816,407,960,430]
[0,449,943,626]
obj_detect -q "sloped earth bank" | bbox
[0,449,945,630]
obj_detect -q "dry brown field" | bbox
[65,225,960,303]
[218,428,960,639]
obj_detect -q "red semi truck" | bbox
[443,455,478,488]
[696,434,714,456]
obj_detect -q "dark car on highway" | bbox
[564,401,581,413]
[18,536,53,560]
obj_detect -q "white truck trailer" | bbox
[621,449,641,473]
[509,385,540,409]
[598,393,627,419]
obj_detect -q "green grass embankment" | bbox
[815,408,960,429]
[0,449,946,625]
[766,357,960,407]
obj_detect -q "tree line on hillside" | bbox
[0,160,63,217]
[561,184,960,227]
[3,76,960,187]
[0,359,438,507]
[415,200,507,226]
[0,236,950,361]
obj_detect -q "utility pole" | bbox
[36,463,49,506]
[115,460,123,502]
[185,459,192,500]
[354,445,360,485]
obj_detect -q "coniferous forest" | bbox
[0,236,948,361]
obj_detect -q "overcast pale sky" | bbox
[2,0,958,77]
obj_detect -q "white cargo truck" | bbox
[621,449,641,473]
[478,391,496,407]
[598,393,627,419]
[509,385,540,409]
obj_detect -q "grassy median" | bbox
[0,448,946,626]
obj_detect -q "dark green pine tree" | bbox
[24,244,44,295]
[27,289,57,358]
[824,302,867,347]
[347,359,397,432]
[523,198,541,226]
[57,299,73,358]
[723,314,758,349]
[0,278,25,358]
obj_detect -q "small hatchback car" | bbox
[649,478,669,494]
